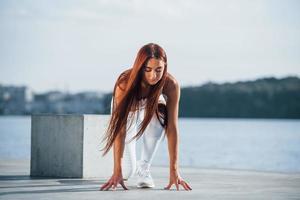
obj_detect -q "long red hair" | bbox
[101,43,168,156]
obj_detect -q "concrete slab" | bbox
[30,114,113,178]
[1,160,300,200]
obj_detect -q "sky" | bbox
[0,0,299,93]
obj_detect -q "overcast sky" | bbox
[0,0,299,93]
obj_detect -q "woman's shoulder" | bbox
[163,73,180,97]
[115,68,131,91]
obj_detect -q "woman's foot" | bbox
[136,170,155,188]
[136,160,155,188]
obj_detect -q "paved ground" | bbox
[1,160,300,200]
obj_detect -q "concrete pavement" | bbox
[1,160,300,200]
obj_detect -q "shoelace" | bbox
[136,161,151,177]
[137,168,151,178]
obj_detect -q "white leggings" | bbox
[111,95,166,179]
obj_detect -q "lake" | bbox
[0,116,299,173]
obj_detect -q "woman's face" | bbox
[142,58,165,86]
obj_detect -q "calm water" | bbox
[1,116,300,173]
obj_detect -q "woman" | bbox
[100,43,192,191]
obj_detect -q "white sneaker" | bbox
[136,169,155,188]
[136,161,155,188]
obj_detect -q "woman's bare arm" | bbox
[165,80,180,171]
[112,84,126,173]
[164,77,192,191]
[100,83,128,191]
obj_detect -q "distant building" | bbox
[30,90,105,114]
[0,85,33,114]
[0,84,107,115]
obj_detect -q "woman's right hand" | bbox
[99,170,128,191]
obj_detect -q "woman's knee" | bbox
[123,163,137,179]
[129,164,137,177]
[144,117,165,139]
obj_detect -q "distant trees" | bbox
[179,77,300,118]
[102,76,300,119]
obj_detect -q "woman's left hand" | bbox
[164,169,192,191]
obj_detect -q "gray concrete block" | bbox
[30,114,113,178]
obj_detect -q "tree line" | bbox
[102,76,300,119]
